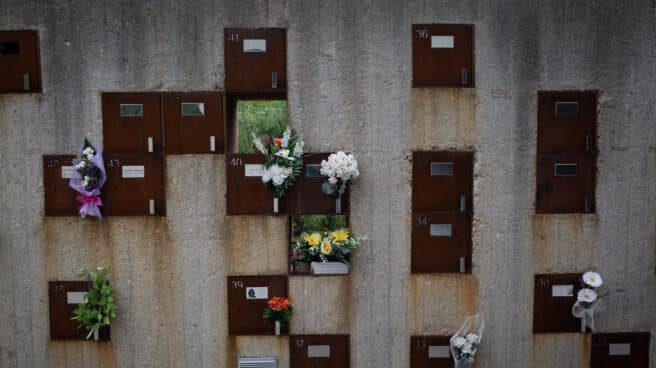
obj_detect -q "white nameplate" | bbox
[608,343,631,356]
[428,345,451,358]
[431,35,454,48]
[551,285,574,297]
[243,39,266,53]
[245,286,268,300]
[430,224,452,237]
[61,166,74,179]
[122,165,145,178]
[307,345,331,358]
[66,291,87,304]
[244,164,265,177]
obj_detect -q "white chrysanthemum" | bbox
[465,333,480,345]
[328,177,338,185]
[75,161,87,170]
[577,288,598,303]
[453,337,466,349]
[281,127,292,148]
[461,343,473,354]
[82,147,94,155]
[583,271,603,288]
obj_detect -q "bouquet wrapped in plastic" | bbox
[450,314,484,368]
[69,139,106,218]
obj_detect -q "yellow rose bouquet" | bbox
[292,228,365,266]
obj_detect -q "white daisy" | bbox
[583,271,603,288]
[577,288,598,303]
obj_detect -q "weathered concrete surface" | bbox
[0,1,655,368]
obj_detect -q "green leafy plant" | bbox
[71,267,117,339]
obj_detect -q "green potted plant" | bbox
[71,267,117,340]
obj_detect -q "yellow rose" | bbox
[320,240,333,255]
[331,229,349,243]
[306,233,321,247]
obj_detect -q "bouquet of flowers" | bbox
[292,228,365,266]
[263,296,292,335]
[450,314,484,368]
[252,125,304,213]
[320,151,359,213]
[572,271,606,332]
[71,267,117,340]
[69,139,106,218]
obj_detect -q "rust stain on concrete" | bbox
[410,88,477,149]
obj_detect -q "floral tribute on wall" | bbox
[450,314,484,368]
[262,296,292,336]
[72,267,117,340]
[69,139,106,218]
[253,125,304,213]
[291,227,365,274]
[572,271,607,332]
[320,151,359,214]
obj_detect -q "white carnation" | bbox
[453,337,466,349]
[465,333,480,345]
[461,343,473,354]
[320,151,359,182]
[582,271,603,288]
[328,177,338,185]
[577,288,598,303]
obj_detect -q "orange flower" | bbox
[267,297,291,311]
[273,138,283,147]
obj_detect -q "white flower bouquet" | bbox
[450,314,484,368]
[252,124,304,213]
[320,151,359,213]
[572,271,606,332]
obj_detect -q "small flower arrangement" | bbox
[450,314,484,368]
[263,297,292,335]
[292,228,365,265]
[320,151,359,213]
[572,271,606,332]
[69,139,106,218]
[71,267,117,340]
[252,125,304,213]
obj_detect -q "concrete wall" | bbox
[1,0,655,367]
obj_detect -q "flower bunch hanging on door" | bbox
[320,151,359,214]
[252,125,304,213]
[69,139,106,218]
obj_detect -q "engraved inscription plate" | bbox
[245,286,268,300]
[554,163,577,177]
[122,165,145,178]
[60,166,74,179]
[181,102,205,116]
[307,345,331,358]
[431,35,454,48]
[305,164,324,177]
[608,343,631,356]
[431,162,454,176]
[555,101,579,116]
[551,284,574,297]
[428,345,451,358]
[66,291,87,304]
[119,104,144,117]
[430,224,452,237]
[243,39,267,53]
[244,164,265,177]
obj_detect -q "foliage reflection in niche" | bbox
[237,100,288,154]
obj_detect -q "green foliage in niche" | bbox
[237,100,288,153]
[71,267,118,339]
[291,215,348,241]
